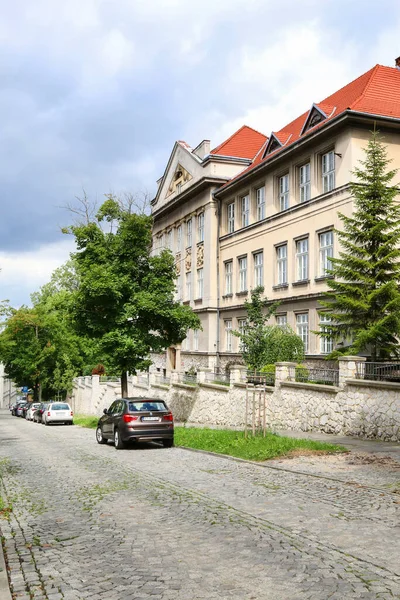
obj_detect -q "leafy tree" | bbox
[233,287,303,369]
[64,196,200,396]
[319,132,400,361]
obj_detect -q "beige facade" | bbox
[151,79,400,373]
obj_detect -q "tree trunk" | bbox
[121,371,128,398]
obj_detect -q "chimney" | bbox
[192,140,211,160]
[395,56,400,70]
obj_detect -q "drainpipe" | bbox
[215,192,221,370]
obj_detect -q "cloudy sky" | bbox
[0,0,399,306]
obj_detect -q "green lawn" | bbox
[75,414,346,461]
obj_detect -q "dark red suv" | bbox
[96,398,174,449]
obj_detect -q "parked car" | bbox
[96,398,174,449]
[16,402,28,417]
[21,402,32,419]
[33,403,49,423]
[43,403,73,426]
[26,403,41,421]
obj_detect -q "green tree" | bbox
[319,132,400,361]
[233,286,304,370]
[65,197,200,396]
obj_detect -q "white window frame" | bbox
[166,230,173,250]
[319,230,333,276]
[279,174,289,211]
[186,219,192,247]
[227,203,235,233]
[296,313,309,353]
[322,151,335,193]
[299,163,311,202]
[186,271,191,301]
[254,252,263,288]
[176,225,182,251]
[225,320,233,352]
[296,238,309,281]
[197,213,204,243]
[256,187,265,220]
[241,195,250,227]
[193,329,199,351]
[276,314,287,326]
[319,314,333,354]
[176,273,182,301]
[196,268,203,299]
[238,256,247,292]
[225,261,233,295]
[276,244,287,285]
[238,318,247,351]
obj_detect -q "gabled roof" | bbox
[210,125,268,160]
[225,64,400,187]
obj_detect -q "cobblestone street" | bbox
[0,411,399,600]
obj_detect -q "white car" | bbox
[43,403,74,425]
[26,403,41,421]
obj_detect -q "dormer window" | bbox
[300,103,333,136]
[264,133,283,156]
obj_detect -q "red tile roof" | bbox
[210,125,268,160]
[226,64,400,185]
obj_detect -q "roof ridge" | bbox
[349,64,380,110]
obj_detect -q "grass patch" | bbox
[73,415,99,428]
[175,427,347,461]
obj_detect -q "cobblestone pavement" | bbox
[0,413,399,600]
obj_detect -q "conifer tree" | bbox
[320,131,400,361]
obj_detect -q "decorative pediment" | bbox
[300,103,331,135]
[263,133,282,156]
[167,163,192,197]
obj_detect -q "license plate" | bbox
[142,416,159,421]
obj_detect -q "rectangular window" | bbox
[296,313,309,352]
[296,238,309,281]
[197,268,203,299]
[227,203,235,233]
[176,274,182,301]
[322,151,335,193]
[299,163,311,202]
[256,187,265,220]
[225,320,232,352]
[166,230,173,250]
[319,230,333,276]
[241,195,250,227]
[186,219,192,247]
[177,225,182,251]
[193,329,199,351]
[276,314,287,326]
[319,314,333,354]
[238,256,247,292]
[225,261,233,295]
[197,213,204,243]
[238,318,247,351]
[279,174,289,211]
[254,252,263,287]
[186,272,191,301]
[276,244,287,285]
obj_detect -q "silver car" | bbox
[26,403,41,421]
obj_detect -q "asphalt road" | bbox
[0,411,399,600]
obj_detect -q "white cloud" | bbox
[0,239,75,306]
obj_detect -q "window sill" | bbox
[222,294,233,299]
[182,300,190,305]
[197,241,204,247]
[194,298,203,305]
[272,284,289,290]
[315,275,334,282]
[236,291,249,297]
[292,279,310,287]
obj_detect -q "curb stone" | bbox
[0,535,12,600]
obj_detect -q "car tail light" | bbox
[163,413,173,422]
[70,411,74,416]
[123,414,139,423]
[47,411,51,416]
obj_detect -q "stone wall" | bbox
[69,357,400,441]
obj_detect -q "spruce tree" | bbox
[320,131,400,361]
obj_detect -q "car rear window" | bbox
[128,401,167,412]
[50,404,70,410]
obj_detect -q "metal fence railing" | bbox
[154,374,171,386]
[137,374,149,386]
[177,372,198,386]
[204,370,230,386]
[355,362,400,382]
[289,366,339,386]
[99,376,120,384]
[246,371,275,387]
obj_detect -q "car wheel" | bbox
[114,429,125,449]
[96,426,108,445]
[45,420,49,426]
[162,438,174,448]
